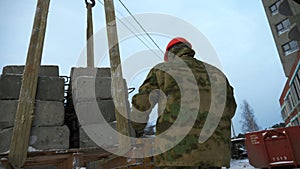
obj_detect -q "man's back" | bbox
[151,56,236,167]
[131,38,236,168]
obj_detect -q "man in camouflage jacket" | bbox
[131,37,236,169]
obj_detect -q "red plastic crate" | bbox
[245,126,300,168]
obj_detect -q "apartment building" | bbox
[262,0,300,126]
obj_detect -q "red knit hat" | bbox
[164,37,192,62]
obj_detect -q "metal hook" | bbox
[128,87,135,94]
[85,0,95,7]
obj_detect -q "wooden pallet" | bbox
[0,147,155,169]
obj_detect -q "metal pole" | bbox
[8,0,50,167]
[86,0,95,68]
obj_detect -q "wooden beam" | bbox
[98,155,137,169]
[1,148,112,169]
[8,0,50,168]
[104,0,131,153]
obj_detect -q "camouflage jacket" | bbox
[131,49,236,167]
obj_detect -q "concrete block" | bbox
[70,68,131,101]
[30,126,69,150]
[0,75,64,101]
[95,77,112,99]
[0,128,11,153]
[72,76,112,101]
[0,75,21,100]
[70,67,111,78]
[0,100,64,129]
[97,99,116,123]
[74,100,116,127]
[97,68,111,77]
[34,101,65,127]
[0,126,69,153]
[2,65,59,77]
[79,122,117,148]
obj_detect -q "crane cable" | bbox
[97,0,162,58]
[118,0,165,55]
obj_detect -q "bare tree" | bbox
[240,100,260,133]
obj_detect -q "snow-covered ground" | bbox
[229,159,256,169]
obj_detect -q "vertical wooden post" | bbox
[104,0,131,153]
[86,0,95,68]
[8,0,50,167]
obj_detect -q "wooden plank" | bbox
[24,154,71,168]
[8,0,51,168]
[103,0,131,153]
[98,155,137,169]
[2,148,114,168]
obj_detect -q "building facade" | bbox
[262,0,300,76]
[262,0,300,126]
[279,53,300,126]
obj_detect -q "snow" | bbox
[231,138,245,142]
[229,159,256,169]
[269,160,294,165]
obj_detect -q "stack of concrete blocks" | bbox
[69,67,133,149]
[0,65,69,153]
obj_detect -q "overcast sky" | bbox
[0,0,287,134]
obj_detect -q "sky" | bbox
[0,0,287,134]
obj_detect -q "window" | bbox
[285,92,295,113]
[291,68,300,102]
[285,94,292,112]
[289,92,295,108]
[291,118,300,126]
[291,83,299,102]
[281,106,289,120]
[282,41,299,56]
[269,0,284,15]
[276,18,291,35]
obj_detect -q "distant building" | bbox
[262,0,300,126]
[279,53,300,126]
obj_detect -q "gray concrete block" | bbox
[0,75,64,101]
[97,99,116,123]
[75,101,106,126]
[72,76,112,101]
[95,77,112,99]
[70,67,111,78]
[30,126,69,150]
[73,99,116,127]
[0,100,64,129]
[0,126,69,153]
[34,101,65,126]
[70,68,131,102]
[79,122,117,148]
[2,65,59,77]
[0,100,15,129]
[0,128,11,153]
